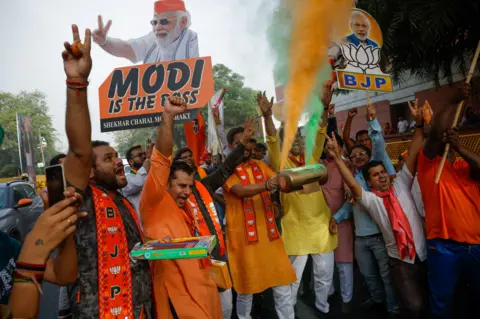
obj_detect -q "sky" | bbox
[0,0,278,152]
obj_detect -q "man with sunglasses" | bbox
[123,144,153,213]
[333,102,400,317]
[93,0,199,64]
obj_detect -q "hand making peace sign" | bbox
[62,24,92,83]
[93,15,112,46]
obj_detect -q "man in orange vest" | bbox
[140,97,255,318]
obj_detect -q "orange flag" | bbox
[184,111,206,166]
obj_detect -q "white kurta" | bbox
[128,29,199,64]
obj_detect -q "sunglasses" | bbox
[350,151,368,159]
[150,17,177,26]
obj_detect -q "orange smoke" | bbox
[280,0,351,169]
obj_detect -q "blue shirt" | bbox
[333,118,395,237]
[0,231,21,304]
[346,34,379,48]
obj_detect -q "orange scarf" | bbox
[91,186,143,319]
[185,181,226,256]
[372,186,416,260]
[235,161,280,244]
[196,167,207,180]
[289,152,305,167]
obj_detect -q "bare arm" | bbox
[257,91,277,137]
[343,108,357,152]
[43,236,78,285]
[62,25,93,192]
[230,182,269,198]
[404,100,425,176]
[447,128,480,181]
[325,133,363,199]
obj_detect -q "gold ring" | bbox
[67,218,72,225]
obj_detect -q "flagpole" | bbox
[208,100,225,157]
[16,113,24,174]
[39,130,46,170]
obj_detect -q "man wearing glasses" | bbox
[333,103,401,318]
[93,0,199,64]
[123,144,153,214]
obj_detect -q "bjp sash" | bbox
[235,161,280,244]
[184,181,226,256]
[91,186,143,319]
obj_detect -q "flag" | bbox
[184,111,206,167]
[207,89,226,154]
[16,113,36,183]
[0,125,4,147]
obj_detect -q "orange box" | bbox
[208,260,232,289]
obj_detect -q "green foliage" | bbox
[113,64,259,151]
[359,0,480,85]
[212,64,258,130]
[0,91,59,177]
[0,164,18,178]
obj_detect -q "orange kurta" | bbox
[223,160,297,294]
[139,148,222,319]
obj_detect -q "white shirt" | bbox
[411,176,425,218]
[128,29,199,64]
[122,167,148,222]
[397,120,409,133]
[359,165,427,264]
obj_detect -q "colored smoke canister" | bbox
[278,164,328,193]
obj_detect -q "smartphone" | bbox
[46,164,67,206]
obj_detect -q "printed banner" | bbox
[16,114,36,183]
[184,111,206,166]
[98,57,214,132]
[331,8,392,92]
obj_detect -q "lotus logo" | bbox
[109,266,121,275]
[110,306,122,315]
[108,226,118,235]
[340,43,380,74]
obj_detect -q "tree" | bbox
[359,0,480,85]
[0,91,59,177]
[210,64,258,130]
[112,64,260,152]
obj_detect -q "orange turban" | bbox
[154,0,186,14]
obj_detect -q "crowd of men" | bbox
[1,21,480,319]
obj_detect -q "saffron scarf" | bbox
[91,185,143,319]
[372,186,416,260]
[289,152,305,167]
[195,167,208,181]
[184,181,226,256]
[235,161,280,244]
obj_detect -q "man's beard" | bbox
[132,161,143,170]
[94,169,126,191]
[357,33,368,41]
[156,22,183,48]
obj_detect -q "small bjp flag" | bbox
[423,100,433,124]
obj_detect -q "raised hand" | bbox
[365,101,376,121]
[320,82,334,106]
[92,15,112,45]
[241,117,256,145]
[408,98,424,125]
[325,132,341,160]
[145,143,155,159]
[23,196,87,263]
[212,108,222,125]
[257,91,274,117]
[328,104,335,118]
[62,24,92,82]
[348,107,358,118]
[164,96,187,117]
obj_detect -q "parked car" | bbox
[0,180,44,242]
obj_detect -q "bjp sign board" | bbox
[98,57,214,132]
[332,8,392,92]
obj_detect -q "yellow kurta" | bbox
[223,160,297,294]
[266,127,338,256]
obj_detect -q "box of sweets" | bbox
[130,236,217,261]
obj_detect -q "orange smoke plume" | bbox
[280,0,351,169]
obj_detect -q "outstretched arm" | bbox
[202,119,255,191]
[92,15,136,62]
[325,133,363,199]
[62,25,93,192]
[343,108,357,152]
[424,83,471,159]
[446,128,480,181]
[404,100,425,176]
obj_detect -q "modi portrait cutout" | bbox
[329,8,392,92]
[94,0,199,64]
